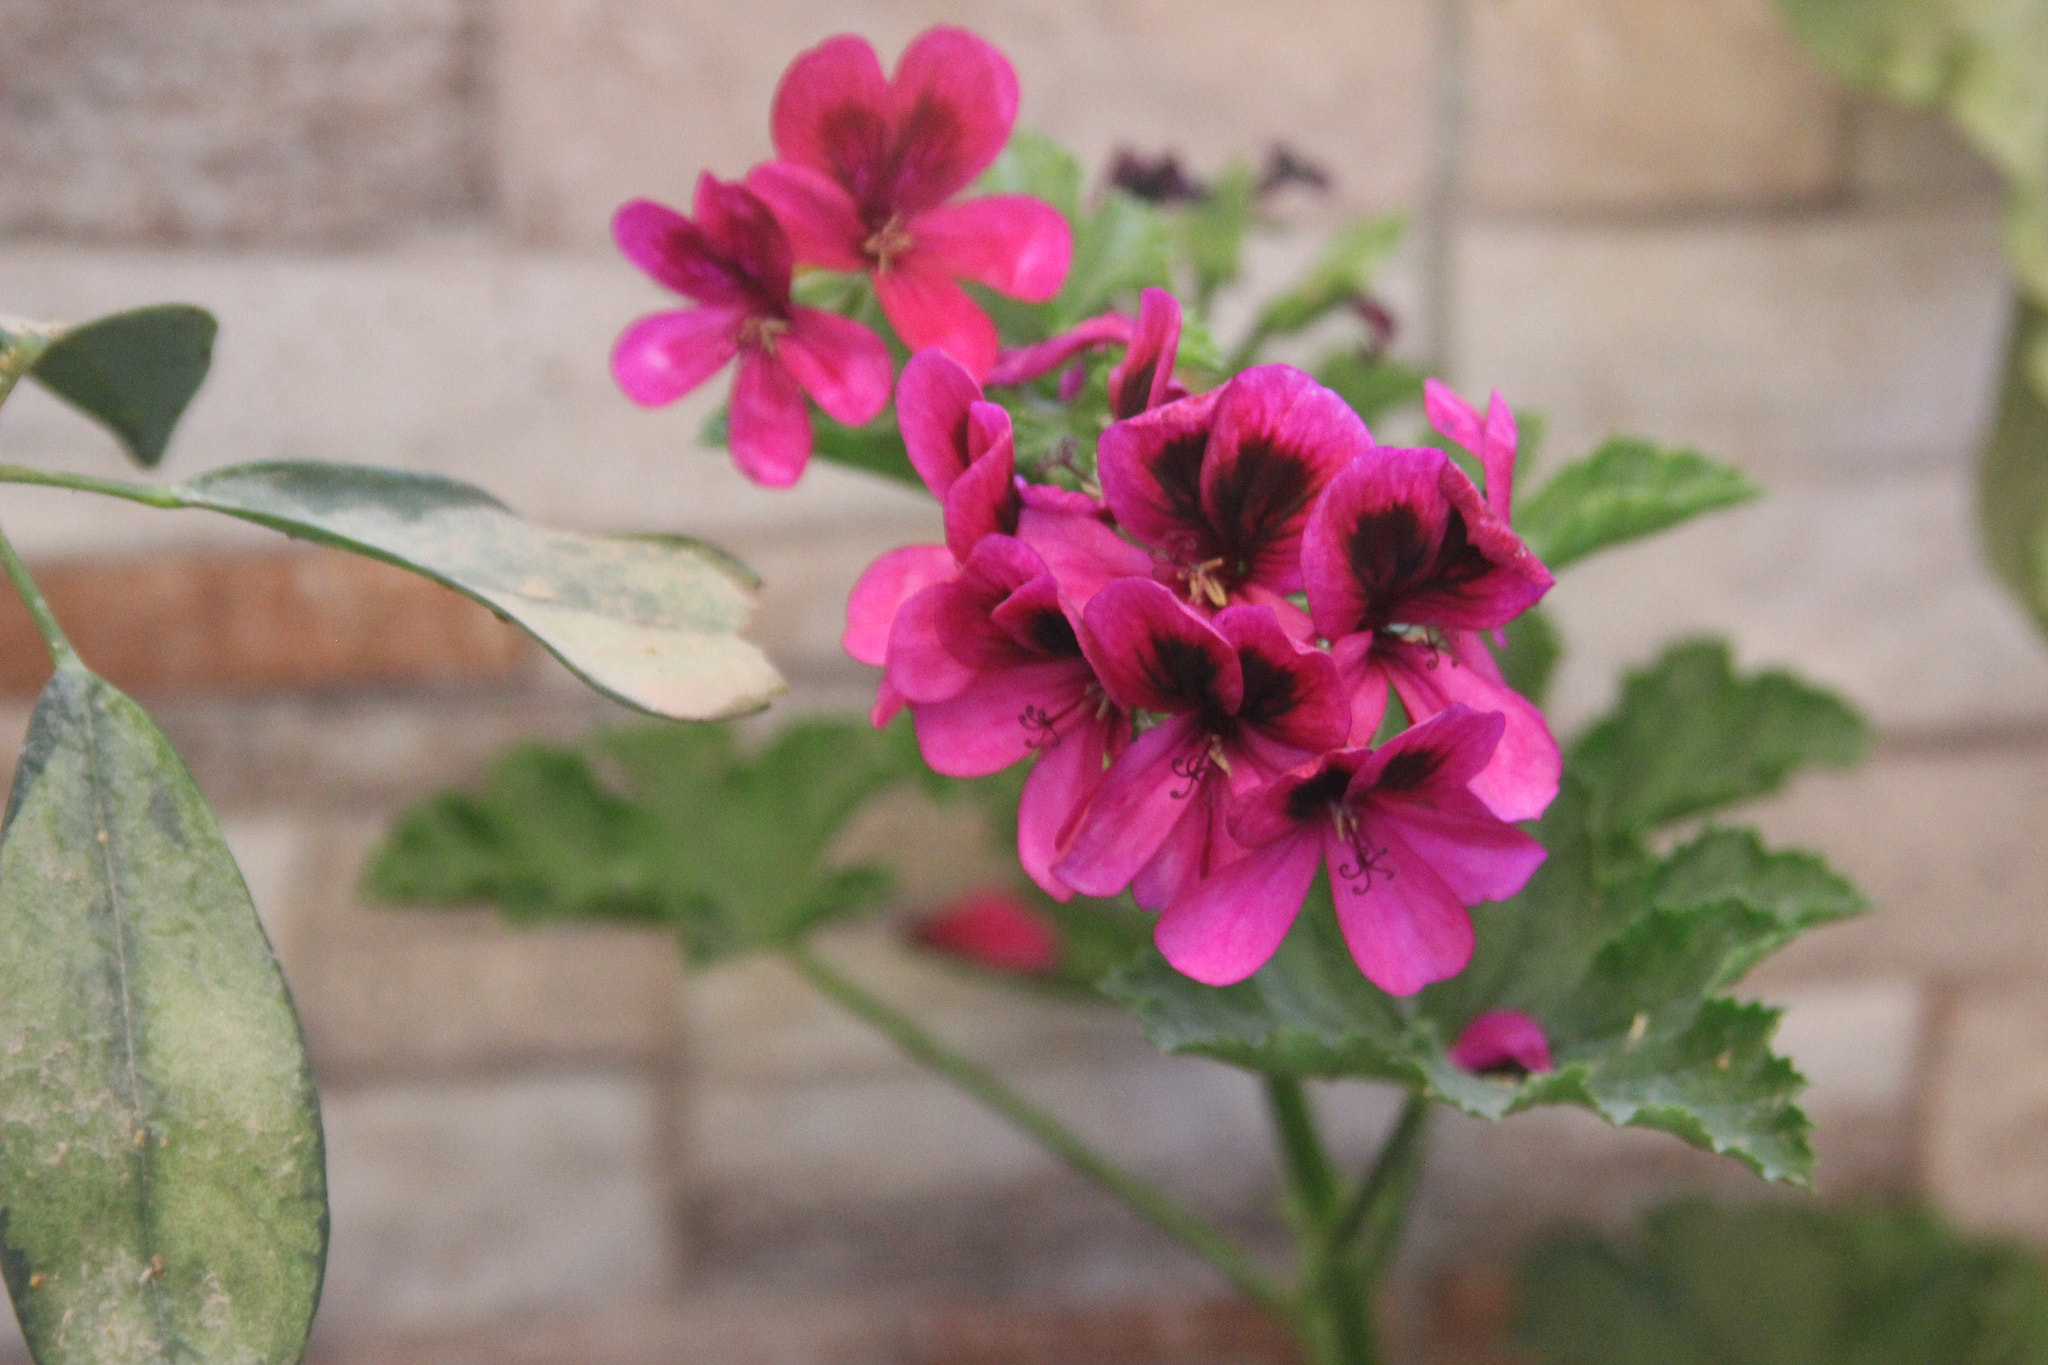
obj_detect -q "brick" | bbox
[492,0,1434,250]
[1452,208,2010,486]
[284,818,684,1079]
[1925,986,2048,1241]
[316,1074,678,1332]
[1464,0,1847,213]
[0,0,483,245]
[1543,475,2048,736]
[1744,742,2048,985]
[0,548,528,698]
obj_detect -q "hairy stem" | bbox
[781,941,1289,1317]
[0,521,77,669]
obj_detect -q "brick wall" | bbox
[0,3,2032,1362]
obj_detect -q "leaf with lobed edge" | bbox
[0,662,326,1364]
[1515,437,1759,572]
[155,461,784,721]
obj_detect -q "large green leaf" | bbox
[0,663,326,1364]
[1515,438,1759,571]
[1520,1200,2048,1365]
[25,306,217,469]
[13,460,784,722]
[366,717,917,964]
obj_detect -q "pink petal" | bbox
[1329,633,1393,744]
[1108,287,1183,420]
[691,174,794,302]
[1055,716,1206,897]
[1449,1010,1553,1074]
[1356,700,1507,799]
[876,254,1002,379]
[744,161,869,271]
[912,660,1093,776]
[844,543,957,665]
[1376,798,1546,906]
[726,349,813,486]
[870,675,906,728]
[1481,391,1519,521]
[1326,823,1475,996]
[1156,832,1322,985]
[1381,634,1560,822]
[781,305,893,426]
[886,582,978,704]
[1017,706,1123,900]
[1302,447,1448,638]
[1131,775,1241,911]
[610,308,740,407]
[1423,377,1484,456]
[1078,578,1242,715]
[884,26,1020,213]
[1211,604,1350,753]
[915,195,1074,302]
[987,313,1134,387]
[612,199,746,306]
[913,889,1061,975]
[1016,505,1154,606]
[1200,364,1372,595]
[896,349,985,498]
[1097,389,1225,555]
[769,34,892,191]
[943,427,1021,560]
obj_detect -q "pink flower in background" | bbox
[1154,706,1545,993]
[1302,441,1559,820]
[1425,379,1519,521]
[985,285,1188,420]
[1449,1010,1553,1076]
[913,888,1061,975]
[746,26,1073,379]
[610,177,892,487]
[987,313,1134,387]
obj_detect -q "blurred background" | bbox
[0,1,2037,1362]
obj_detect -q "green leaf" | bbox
[1178,159,1258,307]
[0,664,325,1364]
[154,461,784,721]
[1312,348,1429,429]
[1515,437,1759,571]
[1051,191,1175,330]
[810,407,922,487]
[976,130,1084,220]
[1573,641,1869,835]
[28,305,217,469]
[1980,298,2048,635]
[1236,215,1404,361]
[1498,607,1562,707]
[367,717,920,964]
[1520,1199,2048,1365]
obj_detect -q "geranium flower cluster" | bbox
[846,285,1562,997]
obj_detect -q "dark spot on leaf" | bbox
[147,786,185,847]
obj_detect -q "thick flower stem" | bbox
[780,941,1290,1318]
[0,521,77,670]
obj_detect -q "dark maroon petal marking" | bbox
[1345,504,1436,628]
[1207,440,1318,572]
[1234,647,1301,727]
[1284,766,1351,822]
[1145,635,1223,707]
[1027,608,1081,657]
[1376,746,1443,793]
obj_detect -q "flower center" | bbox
[1330,807,1392,891]
[862,215,915,272]
[738,314,789,355]
[1184,558,1232,609]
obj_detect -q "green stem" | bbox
[0,521,76,669]
[781,941,1288,1317]
[1328,1090,1430,1258]
[0,463,181,508]
[1265,1075,1339,1223]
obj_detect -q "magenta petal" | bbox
[885,26,1020,212]
[1449,1010,1553,1074]
[611,308,740,407]
[612,199,743,306]
[887,582,978,704]
[844,543,956,665]
[1377,799,1545,906]
[1079,578,1243,715]
[691,175,794,302]
[1131,777,1239,911]
[1327,823,1475,996]
[1055,716,1205,897]
[1108,287,1183,420]
[1302,446,1448,637]
[770,34,892,187]
[943,433,1020,561]
[726,349,813,486]
[1330,634,1393,745]
[915,196,1074,302]
[1423,378,1484,456]
[1017,707,1121,900]
[1382,634,1561,822]
[1481,392,1519,521]
[987,313,1133,386]
[1156,832,1321,986]
[1356,699,1507,799]
[912,660,1090,777]
[1016,505,1154,606]
[876,254,1002,379]
[1200,364,1373,595]
[897,349,984,498]
[781,306,893,426]
[744,161,869,271]
[1097,389,1225,553]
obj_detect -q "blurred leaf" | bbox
[1313,348,1429,429]
[1178,160,1258,308]
[1573,641,1869,834]
[368,717,923,964]
[811,407,922,487]
[1052,190,1175,330]
[27,305,216,468]
[1521,1199,2048,1365]
[976,130,1084,220]
[42,460,784,722]
[1516,438,1759,571]
[0,662,325,1365]
[1980,299,2048,635]
[1233,215,1404,364]
[1499,608,1562,707]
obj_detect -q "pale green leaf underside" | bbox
[0,665,326,1364]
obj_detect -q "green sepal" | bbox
[1515,437,1759,571]
[0,663,326,1364]
[27,305,217,468]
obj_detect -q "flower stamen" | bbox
[863,215,916,272]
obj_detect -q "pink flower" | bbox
[1154,705,1545,993]
[987,313,1134,387]
[1302,441,1559,820]
[986,286,1188,422]
[1448,1010,1553,1076]
[1098,364,1368,620]
[913,888,1061,975]
[1057,582,1350,910]
[746,27,1073,379]
[610,178,893,488]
